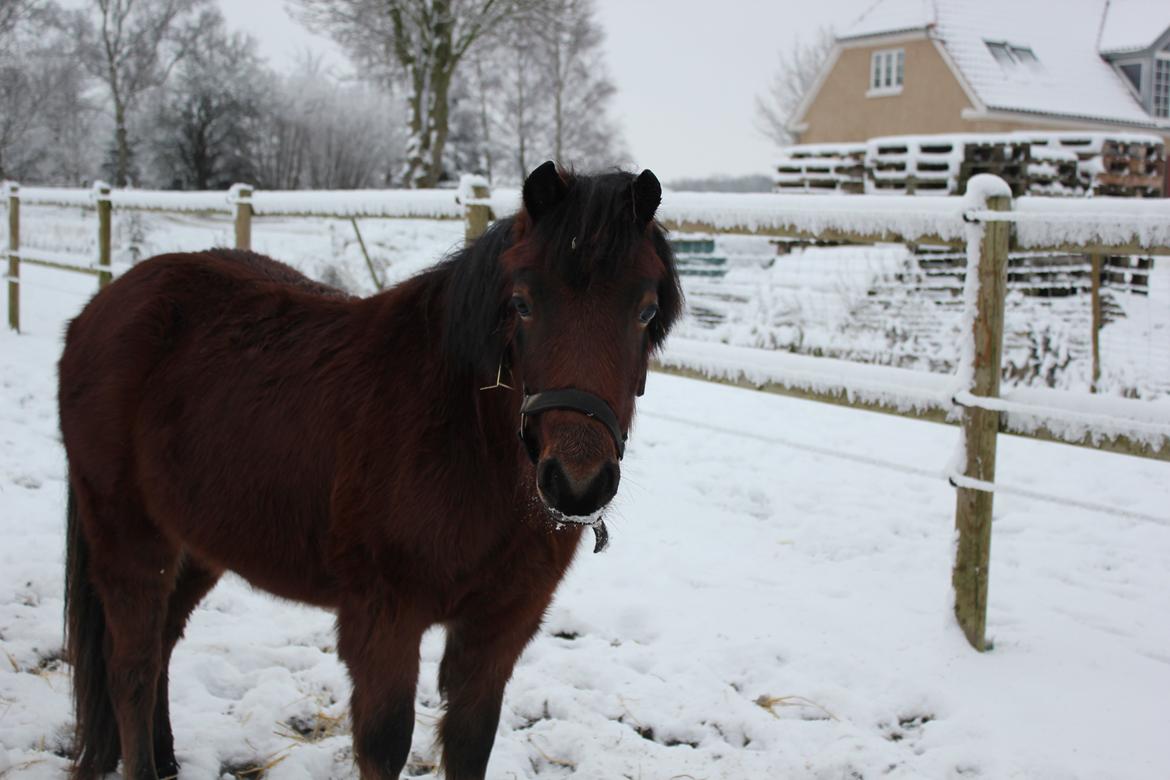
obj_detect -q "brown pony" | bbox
[57,162,681,780]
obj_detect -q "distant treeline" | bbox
[0,0,624,190]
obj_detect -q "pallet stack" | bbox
[773,143,865,194]
[776,132,1166,198]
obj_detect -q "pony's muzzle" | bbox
[537,457,619,518]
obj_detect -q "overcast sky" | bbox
[219,0,874,180]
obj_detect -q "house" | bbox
[789,0,1170,144]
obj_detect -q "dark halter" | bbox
[518,388,627,464]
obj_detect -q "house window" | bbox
[985,40,1040,68]
[1154,55,1169,118]
[870,49,904,95]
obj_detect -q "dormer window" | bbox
[986,40,1040,68]
[869,49,904,96]
[1118,62,1143,92]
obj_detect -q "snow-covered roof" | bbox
[1097,0,1170,55]
[838,0,935,41]
[836,0,1159,127]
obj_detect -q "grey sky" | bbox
[219,0,873,179]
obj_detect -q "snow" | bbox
[3,259,1170,779]
[838,0,934,40]
[109,190,235,213]
[1097,0,1170,54]
[659,191,977,243]
[1010,196,1170,250]
[251,189,465,220]
[658,336,956,415]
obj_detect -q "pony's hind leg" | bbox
[153,555,222,779]
[75,484,179,780]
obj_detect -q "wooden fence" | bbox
[3,177,1168,653]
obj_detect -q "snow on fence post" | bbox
[952,181,1012,652]
[461,175,493,242]
[231,184,253,251]
[1090,253,1102,392]
[6,182,19,332]
[95,182,112,289]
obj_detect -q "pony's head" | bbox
[446,162,682,522]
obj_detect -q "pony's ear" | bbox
[523,161,568,223]
[633,169,662,225]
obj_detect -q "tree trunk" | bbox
[474,55,493,179]
[423,67,453,188]
[114,103,130,187]
[400,62,428,188]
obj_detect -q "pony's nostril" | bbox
[595,461,619,504]
[537,459,567,506]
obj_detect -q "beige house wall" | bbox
[798,38,977,143]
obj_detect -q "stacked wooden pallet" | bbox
[773,143,865,194]
[669,236,728,278]
[1026,146,1081,196]
[1024,133,1165,197]
[865,136,958,194]
[959,139,1030,195]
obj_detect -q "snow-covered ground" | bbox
[2,235,1170,779]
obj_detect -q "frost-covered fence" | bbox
[1,178,506,332]
[655,177,1170,651]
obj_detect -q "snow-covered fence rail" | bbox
[656,176,1170,651]
[1,179,505,330]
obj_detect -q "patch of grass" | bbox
[753,693,838,721]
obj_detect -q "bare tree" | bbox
[78,0,214,185]
[250,59,404,190]
[294,0,534,188]
[755,27,835,147]
[0,2,98,184]
[0,0,44,50]
[537,0,621,168]
[149,12,263,189]
[459,0,623,183]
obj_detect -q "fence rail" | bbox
[3,175,1169,652]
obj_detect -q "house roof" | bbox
[837,0,1159,127]
[1098,0,1170,55]
[838,0,935,41]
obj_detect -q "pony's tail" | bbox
[64,480,120,778]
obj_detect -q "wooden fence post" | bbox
[95,182,112,288]
[232,184,253,250]
[1090,253,1102,392]
[952,191,1011,652]
[6,182,19,332]
[464,181,492,242]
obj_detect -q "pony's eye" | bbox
[638,304,658,324]
[512,296,532,318]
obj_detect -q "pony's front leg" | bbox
[337,598,428,779]
[438,595,552,780]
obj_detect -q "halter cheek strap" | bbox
[519,389,627,463]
